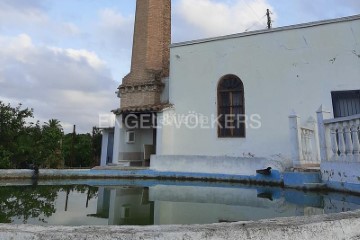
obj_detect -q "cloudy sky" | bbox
[1,0,359,133]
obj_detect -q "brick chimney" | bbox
[118,0,171,109]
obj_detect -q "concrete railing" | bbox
[317,106,360,162]
[289,112,321,167]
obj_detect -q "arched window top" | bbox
[218,75,243,92]
[217,74,245,138]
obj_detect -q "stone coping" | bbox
[1,210,360,239]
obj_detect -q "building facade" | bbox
[101,0,360,174]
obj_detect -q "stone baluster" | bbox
[337,123,346,161]
[307,116,320,164]
[289,113,304,166]
[343,121,353,162]
[351,120,360,162]
[330,123,339,161]
[301,129,306,162]
[305,129,311,163]
[307,130,314,162]
[316,106,332,162]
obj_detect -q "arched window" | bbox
[217,75,245,138]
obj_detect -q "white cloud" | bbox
[0,34,118,133]
[174,0,276,41]
[0,34,34,62]
[99,8,133,30]
[0,0,48,30]
[96,8,134,50]
[50,47,106,70]
[61,22,80,36]
[87,8,135,86]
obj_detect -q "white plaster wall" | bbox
[115,122,154,161]
[112,115,122,164]
[156,110,175,155]
[321,162,360,185]
[118,127,153,153]
[151,155,291,175]
[100,131,109,166]
[163,18,360,159]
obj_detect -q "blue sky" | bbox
[0,0,359,132]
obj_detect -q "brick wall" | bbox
[119,0,171,109]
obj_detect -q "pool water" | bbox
[1,180,359,226]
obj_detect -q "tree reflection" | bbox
[0,185,98,223]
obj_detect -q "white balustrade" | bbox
[329,123,339,161]
[352,120,360,162]
[317,107,360,163]
[289,112,320,167]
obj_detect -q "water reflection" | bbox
[0,185,98,224]
[1,182,360,226]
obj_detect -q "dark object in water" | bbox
[257,192,273,201]
[256,167,272,175]
[31,165,39,179]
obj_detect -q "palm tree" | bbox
[44,119,63,131]
[43,119,64,168]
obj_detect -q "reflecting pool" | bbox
[0,180,360,226]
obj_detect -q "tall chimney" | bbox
[118,0,171,109]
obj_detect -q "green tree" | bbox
[62,129,102,168]
[0,101,34,168]
[41,119,64,168]
[44,119,62,130]
[16,121,43,167]
[0,101,100,169]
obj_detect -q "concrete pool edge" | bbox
[1,210,360,240]
[2,169,360,195]
[0,169,284,185]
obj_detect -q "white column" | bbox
[112,114,122,165]
[100,130,109,166]
[307,116,320,163]
[343,121,353,162]
[330,123,339,161]
[289,112,303,166]
[156,112,164,155]
[337,123,346,161]
[351,120,360,162]
[316,105,332,162]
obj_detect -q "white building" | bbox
[100,1,360,175]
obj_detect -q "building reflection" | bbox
[93,184,360,226]
[93,187,153,225]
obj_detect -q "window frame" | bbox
[217,74,246,138]
[331,90,360,118]
[126,130,135,144]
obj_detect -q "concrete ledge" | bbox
[284,172,322,189]
[321,161,360,194]
[0,169,33,179]
[1,210,360,239]
[150,155,291,176]
[0,169,283,185]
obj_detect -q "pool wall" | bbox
[1,167,360,194]
[1,210,360,240]
[321,162,360,193]
[0,168,283,185]
[150,155,291,176]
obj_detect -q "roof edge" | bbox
[171,14,360,48]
